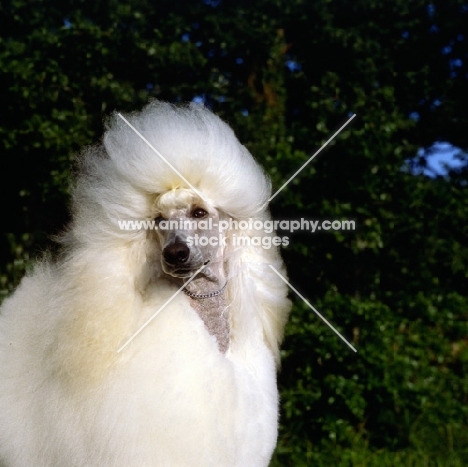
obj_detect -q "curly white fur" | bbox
[0,101,291,467]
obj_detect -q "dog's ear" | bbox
[224,216,291,367]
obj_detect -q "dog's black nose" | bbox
[163,242,190,265]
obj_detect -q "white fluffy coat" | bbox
[0,102,290,467]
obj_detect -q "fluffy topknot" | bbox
[102,101,271,218]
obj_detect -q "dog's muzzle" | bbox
[162,240,193,277]
[163,241,190,265]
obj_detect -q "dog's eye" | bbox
[192,208,207,219]
[155,215,165,223]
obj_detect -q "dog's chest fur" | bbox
[189,294,230,353]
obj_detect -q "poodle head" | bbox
[71,101,273,276]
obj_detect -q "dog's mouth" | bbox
[162,260,210,278]
[169,269,194,278]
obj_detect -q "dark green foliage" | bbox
[1,0,467,463]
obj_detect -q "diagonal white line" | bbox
[268,113,356,202]
[117,264,207,353]
[269,265,357,352]
[117,113,209,202]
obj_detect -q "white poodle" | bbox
[0,101,291,467]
